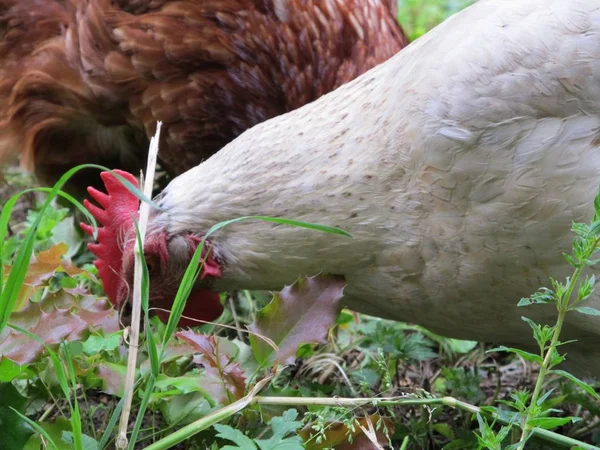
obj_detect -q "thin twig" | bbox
[116,122,162,449]
[38,403,55,422]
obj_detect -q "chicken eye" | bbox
[145,254,159,274]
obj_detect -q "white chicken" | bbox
[84,0,600,376]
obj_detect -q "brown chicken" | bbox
[0,0,407,193]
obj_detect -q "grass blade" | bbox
[10,408,59,449]
[97,395,127,450]
[63,343,83,450]
[127,376,156,450]
[132,218,159,377]
[205,215,352,238]
[159,239,207,354]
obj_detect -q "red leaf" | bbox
[248,275,345,364]
[176,331,246,404]
[0,292,118,365]
[96,362,128,397]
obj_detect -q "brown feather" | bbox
[0,0,407,193]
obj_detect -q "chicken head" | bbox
[81,170,223,326]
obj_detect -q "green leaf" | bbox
[335,310,354,326]
[527,416,579,430]
[214,424,257,450]
[549,348,565,367]
[127,376,156,450]
[487,346,543,365]
[248,275,345,365]
[61,432,98,450]
[551,369,600,400]
[23,418,96,450]
[570,306,600,316]
[433,423,455,440]
[50,215,82,259]
[159,238,207,353]
[563,253,578,267]
[588,219,600,237]
[256,410,304,450]
[576,275,595,302]
[475,412,513,448]
[445,339,478,355]
[521,316,554,350]
[257,439,303,450]
[154,375,216,402]
[536,388,556,406]
[0,383,34,449]
[571,222,590,238]
[159,392,212,426]
[19,411,60,450]
[594,191,600,218]
[0,358,25,382]
[213,411,304,450]
[518,288,556,306]
[82,333,121,356]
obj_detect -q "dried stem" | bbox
[116,122,162,449]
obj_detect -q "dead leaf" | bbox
[248,275,345,364]
[176,330,246,404]
[336,435,386,450]
[0,292,118,365]
[300,415,394,450]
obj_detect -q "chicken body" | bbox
[134,0,600,376]
[0,0,406,192]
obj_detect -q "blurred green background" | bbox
[398,0,476,40]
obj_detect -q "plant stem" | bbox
[142,394,600,450]
[142,375,273,450]
[517,263,582,450]
[263,396,597,449]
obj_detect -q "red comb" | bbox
[81,170,140,305]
